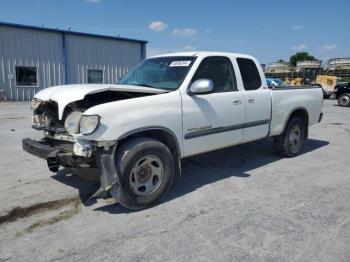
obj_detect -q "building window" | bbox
[15,66,38,87]
[87,69,103,84]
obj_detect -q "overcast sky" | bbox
[1,0,349,64]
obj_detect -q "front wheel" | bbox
[338,93,350,107]
[109,137,175,210]
[274,117,306,157]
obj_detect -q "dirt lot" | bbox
[0,100,349,262]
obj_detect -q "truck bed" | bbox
[269,86,323,136]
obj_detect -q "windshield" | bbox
[119,56,196,91]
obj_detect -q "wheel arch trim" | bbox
[281,107,309,135]
[118,126,182,157]
[117,126,182,178]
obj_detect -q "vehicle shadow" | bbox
[93,137,329,214]
[51,169,100,204]
[50,138,329,212]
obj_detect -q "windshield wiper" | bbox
[121,82,168,91]
[137,83,156,88]
[118,82,154,88]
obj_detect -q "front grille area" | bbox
[33,101,65,132]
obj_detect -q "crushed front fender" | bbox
[90,144,120,199]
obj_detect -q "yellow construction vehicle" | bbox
[284,77,303,86]
[311,75,341,98]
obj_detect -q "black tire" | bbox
[324,94,331,99]
[338,93,350,107]
[109,137,175,210]
[274,117,306,157]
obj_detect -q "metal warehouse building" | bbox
[0,22,147,101]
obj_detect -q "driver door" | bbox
[181,56,245,157]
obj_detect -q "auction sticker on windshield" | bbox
[169,61,192,67]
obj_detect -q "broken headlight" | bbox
[79,115,100,135]
[64,111,82,134]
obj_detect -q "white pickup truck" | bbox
[23,52,323,209]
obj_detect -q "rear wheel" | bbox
[109,137,175,210]
[274,117,306,157]
[338,93,350,107]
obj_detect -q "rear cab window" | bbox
[237,58,262,91]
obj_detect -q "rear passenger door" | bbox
[236,57,271,142]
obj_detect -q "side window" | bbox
[15,66,38,87]
[192,56,237,92]
[237,58,262,90]
[87,69,104,84]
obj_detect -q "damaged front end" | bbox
[23,139,121,203]
[22,136,98,172]
[23,89,159,199]
[22,135,120,199]
[25,99,99,172]
[23,124,121,200]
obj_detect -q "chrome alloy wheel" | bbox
[339,95,350,106]
[129,155,164,196]
[289,125,302,153]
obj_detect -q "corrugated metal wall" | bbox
[0,26,64,101]
[65,34,141,84]
[0,25,143,101]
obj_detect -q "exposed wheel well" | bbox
[286,109,309,139]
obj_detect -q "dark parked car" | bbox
[333,82,350,107]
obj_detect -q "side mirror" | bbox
[189,79,214,95]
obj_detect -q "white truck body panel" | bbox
[32,51,323,158]
[81,90,183,152]
[269,88,323,136]
[181,90,245,156]
[242,89,271,143]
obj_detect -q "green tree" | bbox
[277,59,285,63]
[289,52,316,66]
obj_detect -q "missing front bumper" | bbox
[22,138,120,199]
[22,138,60,172]
[22,138,94,172]
[22,138,58,159]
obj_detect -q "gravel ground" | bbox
[0,100,349,262]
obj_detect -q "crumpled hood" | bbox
[34,84,166,119]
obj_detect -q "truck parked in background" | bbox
[333,82,350,106]
[311,75,341,98]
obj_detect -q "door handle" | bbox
[248,98,255,103]
[233,100,241,105]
